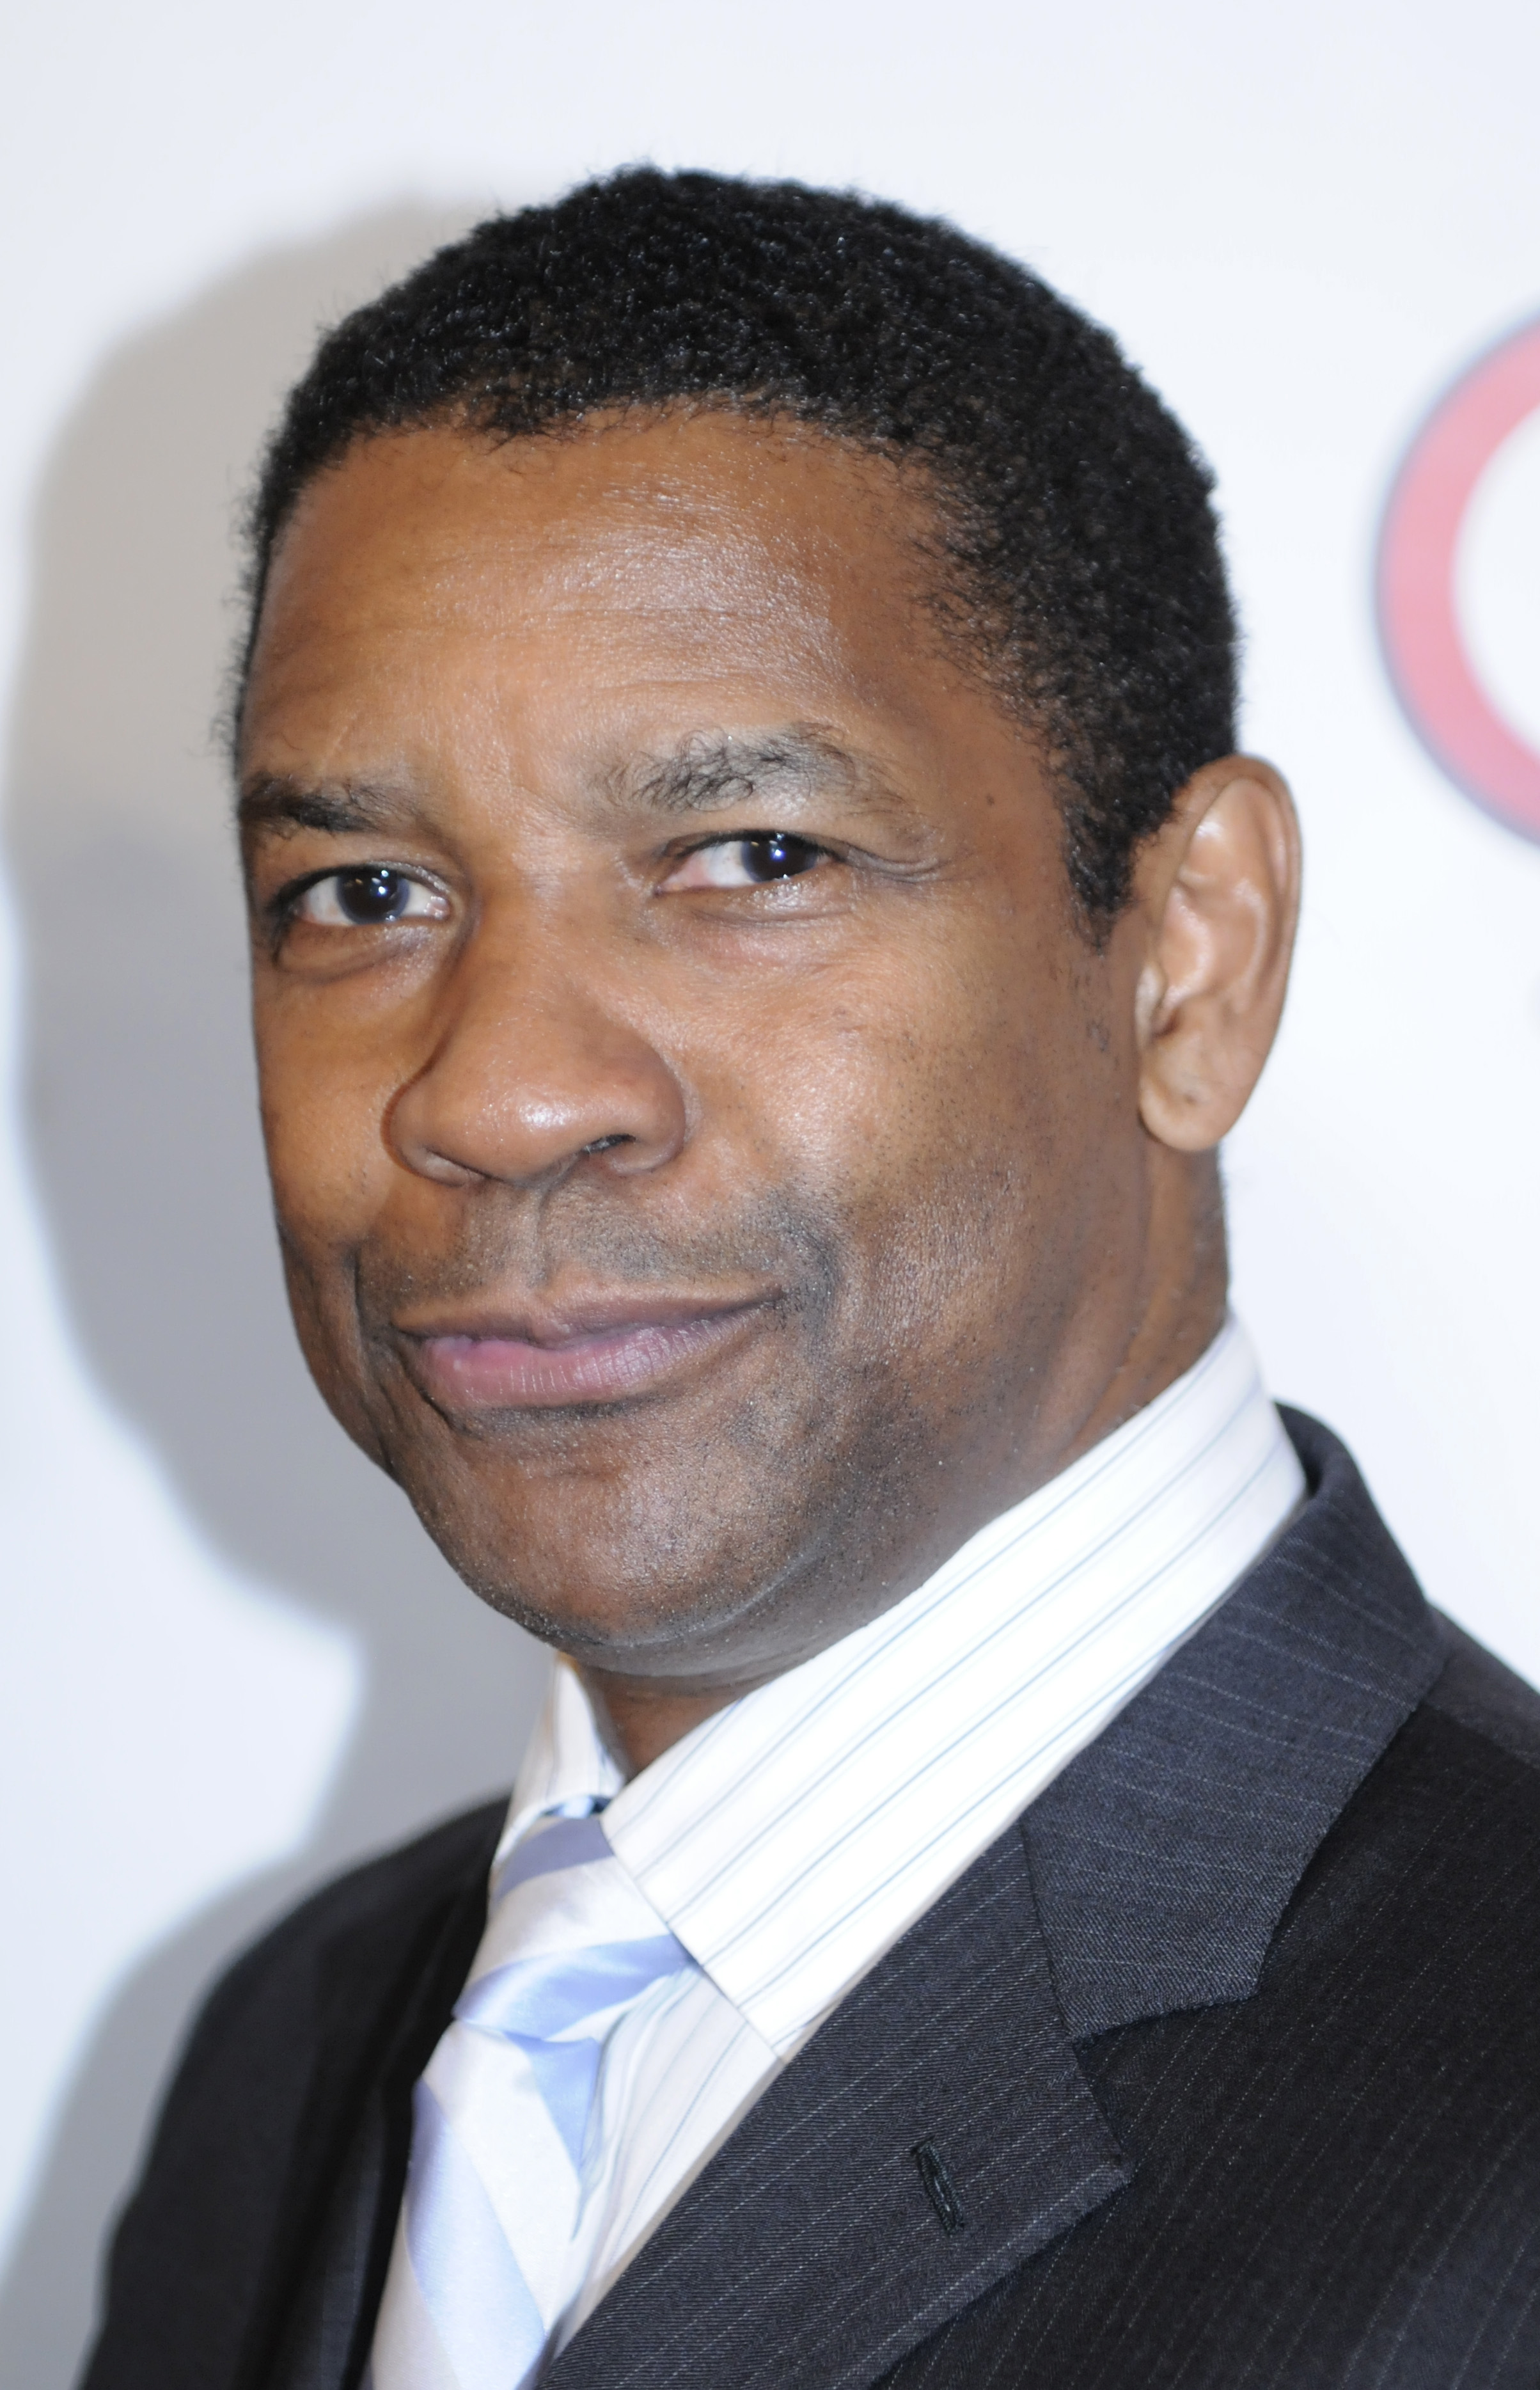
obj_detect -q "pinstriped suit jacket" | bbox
[81,1413,1540,2390]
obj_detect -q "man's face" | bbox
[240,413,1157,1695]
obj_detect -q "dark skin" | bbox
[239,412,1300,1773]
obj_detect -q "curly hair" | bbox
[241,168,1238,924]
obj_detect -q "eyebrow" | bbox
[622,729,867,817]
[237,774,410,839]
[237,729,903,839]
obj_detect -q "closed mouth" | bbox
[398,1292,774,1412]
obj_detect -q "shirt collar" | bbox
[499,1315,1303,2056]
[499,1652,623,1855]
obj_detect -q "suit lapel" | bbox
[548,1824,1127,2390]
[1026,1408,1445,2036]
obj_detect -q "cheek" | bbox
[255,1009,403,1461]
[254,997,397,1259]
[703,935,1062,1329]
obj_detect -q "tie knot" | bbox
[489,1808,613,1910]
[462,1809,693,2048]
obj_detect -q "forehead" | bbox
[241,413,952,764]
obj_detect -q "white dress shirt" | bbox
[485,1313,1303,2347]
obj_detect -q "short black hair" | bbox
[243,168,1238,924]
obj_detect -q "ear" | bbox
[1133,758,1301,1153]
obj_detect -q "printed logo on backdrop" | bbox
[1378,313,1540,844]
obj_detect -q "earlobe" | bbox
[1135,759,1301,1155]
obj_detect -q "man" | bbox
[83,170,1540,2390]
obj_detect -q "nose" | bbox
[388,921,688,1189]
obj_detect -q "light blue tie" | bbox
[368,1804,696,2390]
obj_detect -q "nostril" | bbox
[579,1134,633,1157]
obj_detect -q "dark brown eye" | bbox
[293,868,448,928]
[741,834,821,881]
[335,867,412,922]
[661,832,832,893]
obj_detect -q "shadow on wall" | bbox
[0,204,553,2387]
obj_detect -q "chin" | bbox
[418,1479,808,1665]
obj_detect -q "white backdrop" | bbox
[3,3,1537,2379]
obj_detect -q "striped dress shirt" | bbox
[480,1313,1303,2349]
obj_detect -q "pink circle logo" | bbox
[1378,313,1540,844]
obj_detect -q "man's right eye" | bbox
[294,867,450,926]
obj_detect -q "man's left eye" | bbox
[663,834,827,891]
[294,868,449,926]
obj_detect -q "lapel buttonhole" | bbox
[911,2138,966,2234]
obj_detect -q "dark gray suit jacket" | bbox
[81,1413,1540,2389]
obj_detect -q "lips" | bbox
[399,1290,772,1411]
